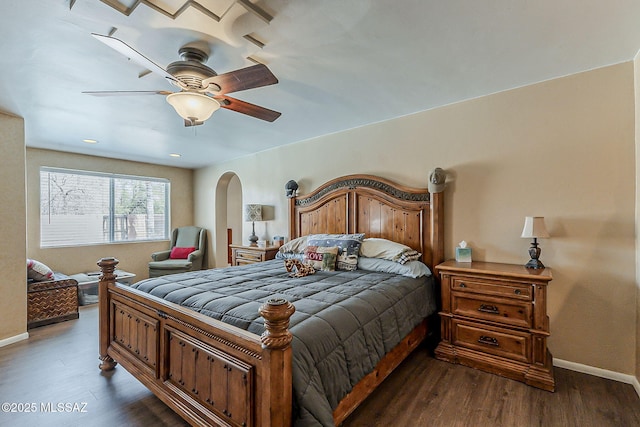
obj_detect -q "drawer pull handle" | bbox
[515,289,522,295]
[478,304,500,314]
[459,282,466,288]
[478,336,499,346]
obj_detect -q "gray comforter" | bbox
[131,259,437,426]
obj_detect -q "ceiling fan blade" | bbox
[91,33,179,85]
[83,90,172,96]
[215,95,281,122]
[203,64,278,95]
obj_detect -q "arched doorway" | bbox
[214,172,242,267]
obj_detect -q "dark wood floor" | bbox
[1,306,639,427]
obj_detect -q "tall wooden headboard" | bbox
[288,174,444,272]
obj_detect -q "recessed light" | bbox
[82,139,98,144]
[169,153,181,158]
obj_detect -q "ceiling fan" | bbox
[84,33,281,127]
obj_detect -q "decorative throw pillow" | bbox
[396,249,422,264]
[170,246,196,259]
[307,233,365,271]
[303,246,339,271]
[27,259,54,281]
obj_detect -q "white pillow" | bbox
[278,236,308,254]
[360,238,413,260]
[357,257,431,278]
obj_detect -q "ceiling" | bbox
[2,1,640,169]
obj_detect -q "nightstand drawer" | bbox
[451,293,532,328]
[235,250,263,263]
[451,277,532,301]
[453,319,531,363]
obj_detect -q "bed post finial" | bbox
[97,257,118,282]
[285,180,298,198]
[259,298,295,349]
[428,167,446,193]
[97,257,119,371]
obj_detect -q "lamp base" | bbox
[524,258,545,269]
[248,221,258,246]
[524,238,545,269]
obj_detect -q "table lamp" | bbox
[520,216,550,269]
[245,204,262,246]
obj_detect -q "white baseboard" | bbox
[554,358,640,398]
[0,332,29,348]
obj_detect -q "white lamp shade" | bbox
[245,204,262,222]
[166,92,220,122]
[521,216,550,239]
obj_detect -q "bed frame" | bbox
[97,173,444,427]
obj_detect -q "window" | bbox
[40,167,170,247]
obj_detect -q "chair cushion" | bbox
[175,227,202,248]
[148,259,193,270]
[170,246,196,259]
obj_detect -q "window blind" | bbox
[40,167,170,247]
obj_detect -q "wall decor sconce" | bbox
[520,216,550,269]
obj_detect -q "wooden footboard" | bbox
[98,257,295,427]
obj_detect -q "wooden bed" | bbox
[97,173,444,427]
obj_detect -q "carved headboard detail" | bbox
[288,174,444,272]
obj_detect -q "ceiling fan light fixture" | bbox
[166,92,220,123]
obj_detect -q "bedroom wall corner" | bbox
[634,51,640,384]
[0,112,27,342]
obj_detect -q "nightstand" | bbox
[229,244,279,266]
[435,260,554,391]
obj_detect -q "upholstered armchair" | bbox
[148,226,207,278]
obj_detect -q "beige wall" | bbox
[635,53,640,380]
[26,148,194,281]
[0,113,27,341]
[195,62,637,374]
